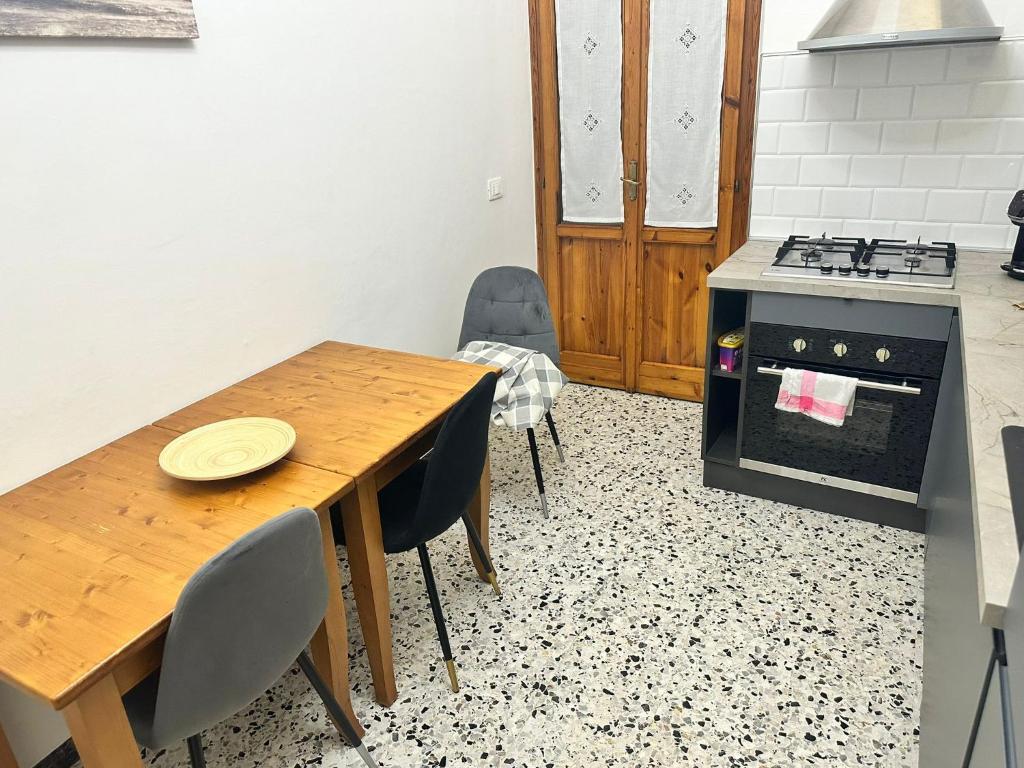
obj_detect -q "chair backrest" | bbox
[148,507,327,747]
[411,372,499,544]
[458,266,560,365]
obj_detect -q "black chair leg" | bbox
[526,427,549,519]
[417,543,459,692]
[296,652,379,768]
[186,734,206,768]
[544,411,565,464]
[461,511,501,596]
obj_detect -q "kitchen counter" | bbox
[709,239,1024,627]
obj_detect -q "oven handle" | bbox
[755,364,922,396]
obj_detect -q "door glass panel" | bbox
[775,398,895,455]
[644,0,727,228]
[555,0,624,224]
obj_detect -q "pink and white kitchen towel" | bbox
[775,368,858,427]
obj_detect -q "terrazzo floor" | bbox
[123,385,925,768]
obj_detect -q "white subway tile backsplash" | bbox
[880,121,938,153]
[841,219,895,239]
[794,218,844,236]
[948,41,1024,83]
[936,119,1001,153]
[750,216,796,238]
[798,155,851,186]
[902,156,961,188]
[926,190,986,223]
[834,51,890,87]
[857,87,913,120]
[983,191,1013,225]
[912,84,972,119]
[997,119,1024,154]
[758,89,807,122]
[778,122,829,154]
[805,88,858,121]
[889,47,949,86]
[821,188,873,219]
[751,187,774,216]
[828,122,882,154]
[773,187,822,217]
[756,123,781,154]
[872,189,928,221]
[950,223,1013,249]
[750,41,1023,252]
[753,155,800,185]
[960,156,1023,190]
[850,155,904,187]
[972,82,1024,117]
[759,55,785,89]
[782,54,835,88]
[891,222,952,243]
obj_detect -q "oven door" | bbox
[739,356,940,501]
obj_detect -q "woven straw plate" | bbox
[158,417,297,481]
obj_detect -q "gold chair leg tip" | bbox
[445,659,460,692]
[487,572,502,596]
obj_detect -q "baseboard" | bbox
[703,460,926,533]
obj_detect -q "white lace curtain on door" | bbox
[555,0,624,224]
[645,0,727,228]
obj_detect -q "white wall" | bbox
[751,1,1024,248]
[0,1,536,764]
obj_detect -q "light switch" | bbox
[487,177,504,201]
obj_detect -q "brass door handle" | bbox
[621,160,640,201]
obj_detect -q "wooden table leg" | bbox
[61,675,142,768]
[310,505,364,739]
[0,721,19,768]
[341,477,398,706]
[468,452,492,582]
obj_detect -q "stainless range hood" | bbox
[798,0,1003,52]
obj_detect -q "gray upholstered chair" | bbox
[122,508,378,768]
[458,266,566,518]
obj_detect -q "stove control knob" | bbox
[838,264,852,276]
[876,347,891,363]
[792,338,807,352]
[876,266,890,278]
[833,342,848,358]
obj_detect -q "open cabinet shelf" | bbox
[701,289,750,467]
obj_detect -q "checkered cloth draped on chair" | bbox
[452,341,568,431]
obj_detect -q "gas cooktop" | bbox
[761,234,958,289]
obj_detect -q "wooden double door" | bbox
[529,0,760,401]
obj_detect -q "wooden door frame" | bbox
[528,0,762,398]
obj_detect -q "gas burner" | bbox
[806,232,837,252]
[763,234,957,289]
[904,236,928,257]
[865,239,958,273]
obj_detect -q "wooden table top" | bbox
[0,425,351,709]
[155,341,492,480]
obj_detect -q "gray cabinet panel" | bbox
[920,320,995,767]
[749,293,954,340]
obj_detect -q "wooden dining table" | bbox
[0,426,356,768]
[155,341,497,705]
[0,341,494,767]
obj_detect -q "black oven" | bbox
[739,322,946,502]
